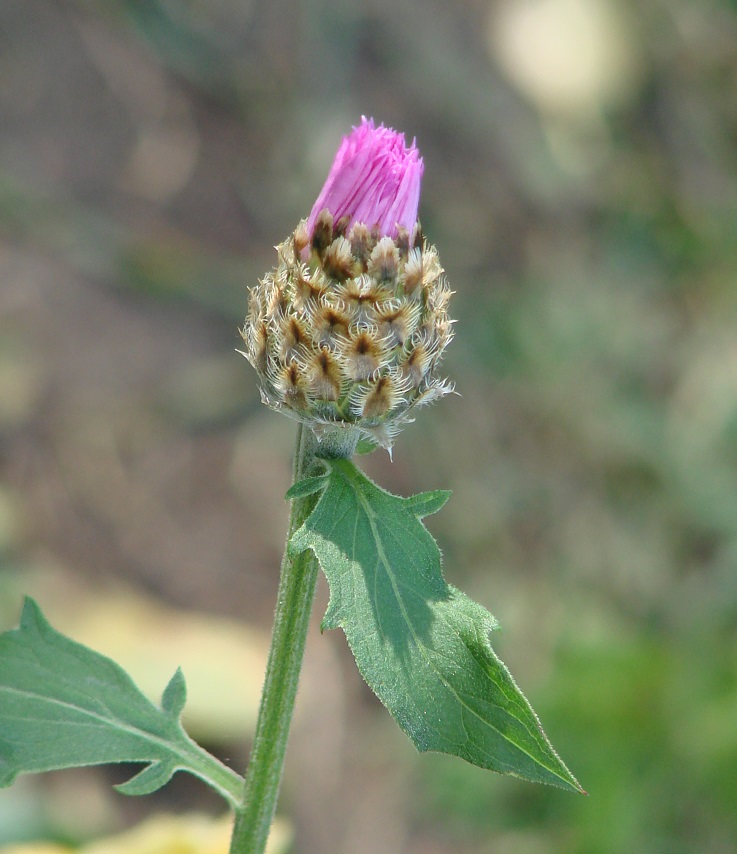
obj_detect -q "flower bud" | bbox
[242,117,454,450]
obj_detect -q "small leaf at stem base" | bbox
[285,474,329,501]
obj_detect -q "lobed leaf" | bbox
[290,459,583,792]
[0,599,244,805]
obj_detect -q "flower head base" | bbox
[242,119,453,451]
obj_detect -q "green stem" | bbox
[228,423,345,854]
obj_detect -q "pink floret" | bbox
[306,117,424,241]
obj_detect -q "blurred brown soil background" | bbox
[1,1,737,852]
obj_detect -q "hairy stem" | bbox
[228,424,351,853]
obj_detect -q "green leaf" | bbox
[285,474,329,501]
[161,667,187,718]
[0,599,244,806]
[115,757,180,796]
[290,459,583,792]
[403,489,452,518]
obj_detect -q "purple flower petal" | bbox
[306,117,424,242]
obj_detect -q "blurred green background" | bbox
[1,0,737,852]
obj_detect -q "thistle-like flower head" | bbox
[242,118,454,451]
